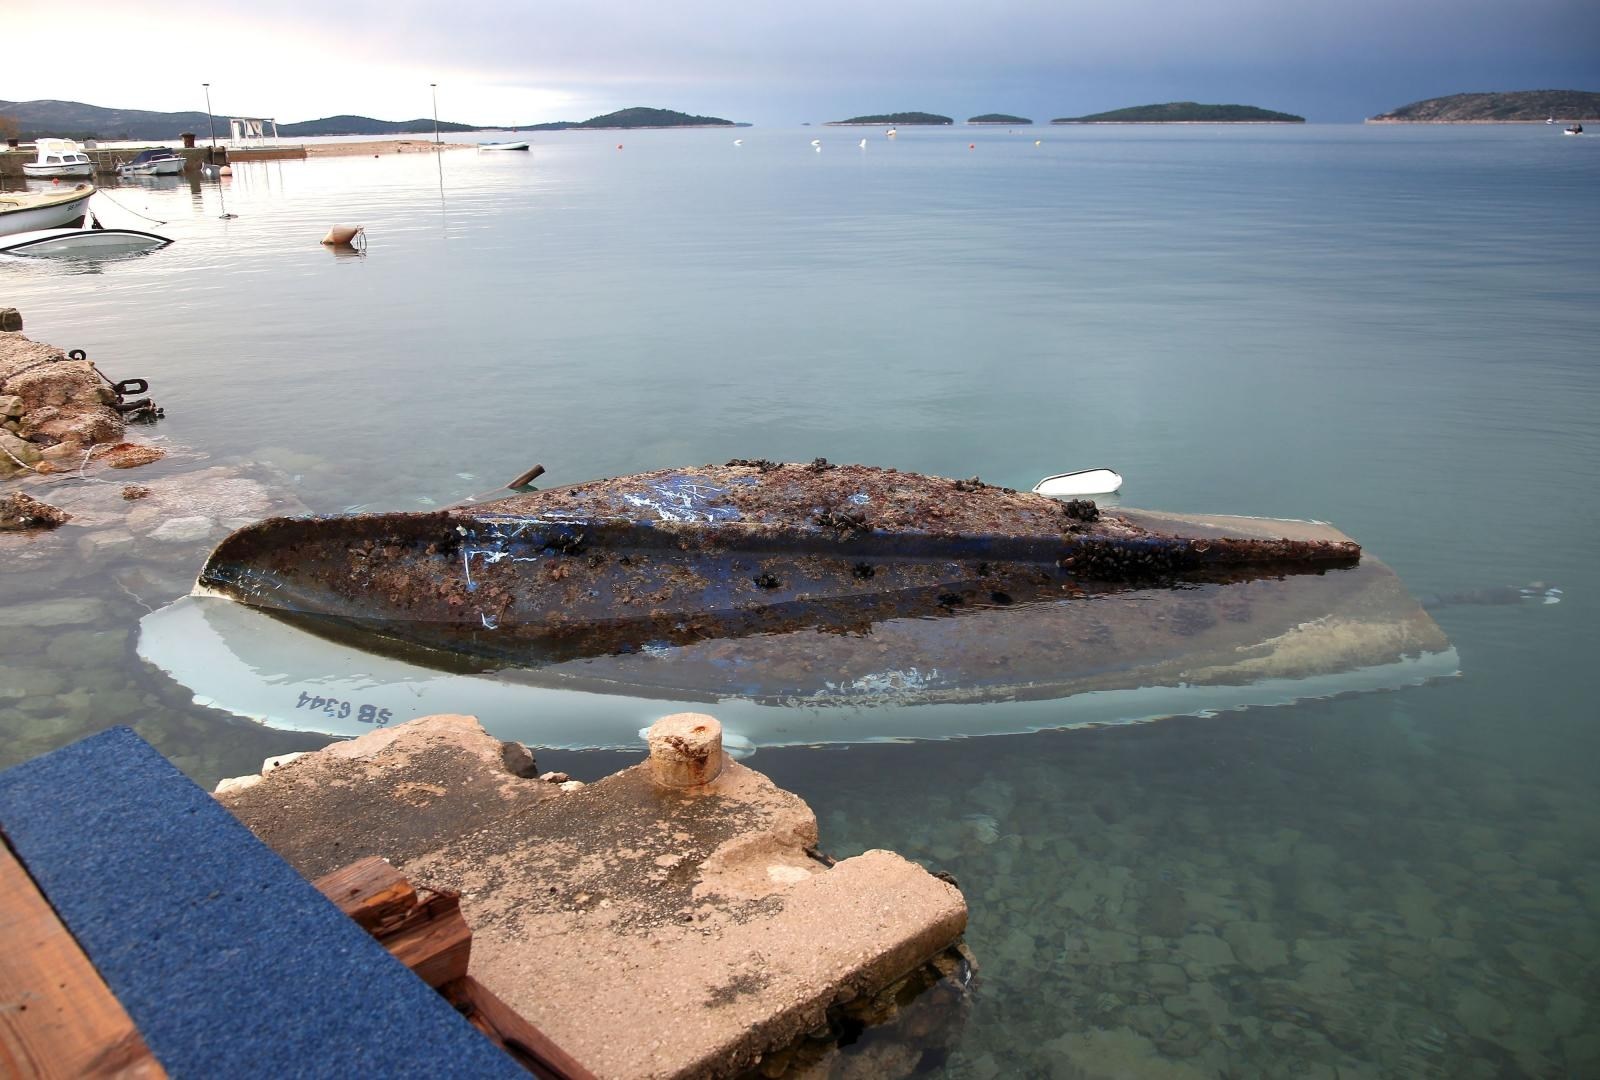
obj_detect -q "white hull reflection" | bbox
[139,593,1459,755]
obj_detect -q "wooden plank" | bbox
[0,839,165,1079]
[383,890,472,987]
[312,857,417,935]
[442,977,599,1080]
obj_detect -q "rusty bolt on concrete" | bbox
[647,712,725,788]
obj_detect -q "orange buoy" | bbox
[617,144,623,150]
[321,225,364,246]
[969,143,975,150]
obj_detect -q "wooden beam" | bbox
[442,977,599,1080]
[310,857,417,936]
[313,860,471,988]
[312,857,596,1079]
[0,838,165,1079]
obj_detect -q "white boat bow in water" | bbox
[0,185,96,236]
[1033,467,1123,497]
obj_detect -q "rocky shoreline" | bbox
[2,320,165,486]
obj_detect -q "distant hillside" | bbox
[0,99,483,140]
[0,99,220,140]
[1053,102,1304,123]
[1370,90,1600,122]
[277,115,477,136]
[522,107,736,130]
[0,99,739,141]
[969,113,1031,124]
[826,112,953,126]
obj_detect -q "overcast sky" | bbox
[12,0,1600,125]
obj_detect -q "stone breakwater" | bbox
[1,328,163,481]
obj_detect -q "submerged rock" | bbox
[0,492,70,531]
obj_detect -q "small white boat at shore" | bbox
[0,184,96,236]
[21,138,94,179]
[1032,467,1124,497]
[0,202,172,257]
[117,147,186,177]
[478,141,530,151]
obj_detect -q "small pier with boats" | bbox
[1,134,307,181]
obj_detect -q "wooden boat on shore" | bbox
[143,462,1455,750]
[20,138,94,178]
[0,185,95,236]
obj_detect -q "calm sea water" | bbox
[4,124,1598,1076]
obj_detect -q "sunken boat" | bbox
[141,462,1457,749]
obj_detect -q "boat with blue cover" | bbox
[116,147,186,177]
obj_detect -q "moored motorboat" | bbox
[1564,124,1584,136]
[116,147,186,176]
[478,141,530,151]
[20,138,94,178]
[0,184,96,236]
[147,461,1454,750]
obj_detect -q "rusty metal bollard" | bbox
[646,713,724,788]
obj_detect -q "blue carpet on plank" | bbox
[0,726,523,1078]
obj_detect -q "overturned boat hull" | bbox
[153,463,1454,749]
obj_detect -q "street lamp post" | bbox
[203,82,217,150]
[430,83,440,146]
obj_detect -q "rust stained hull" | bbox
[198,463,1363,671]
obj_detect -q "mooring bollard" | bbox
[646,713,724,788]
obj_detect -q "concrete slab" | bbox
[220,713,969,1079]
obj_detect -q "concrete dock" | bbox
[218,713,972,1078]
[0,144,307,180]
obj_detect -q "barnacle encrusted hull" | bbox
[198,462,1365,669]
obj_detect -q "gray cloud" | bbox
[13,0,1600,124]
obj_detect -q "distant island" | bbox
[0,99,739,140]
[1052,102,1305,124]
[524,107,738,130]
[1369,90,1600,122]
[278,115,476,137]
[968,114,1031,125]
[826,112,953,126]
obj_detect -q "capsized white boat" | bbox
[21,138,94,178]
[1033,467,1123,497]
[138,461,1456,753]
[137,539,1458,754]
[0,184,95,236]
[0,203,171,257]
[478,141,530,151]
